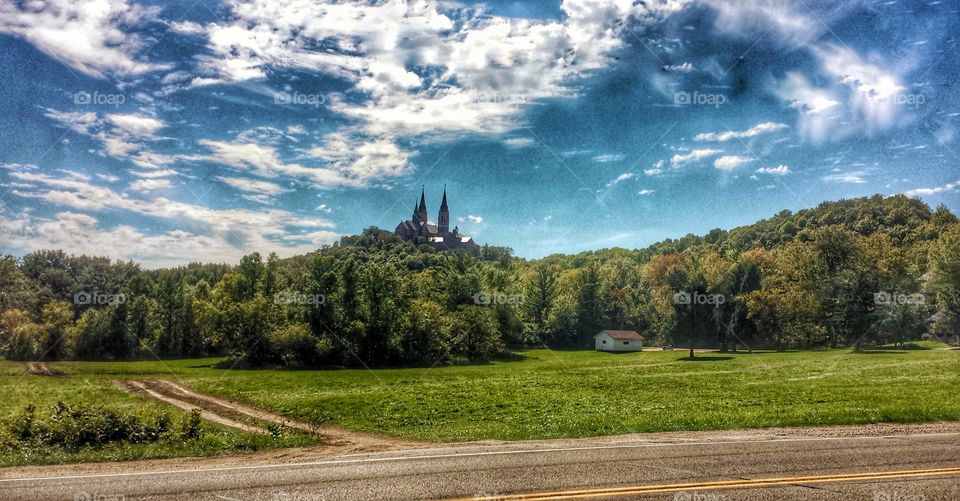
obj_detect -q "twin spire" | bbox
[413,185,450,234]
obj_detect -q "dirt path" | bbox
[25,362,57,376]
[118,379,418,453]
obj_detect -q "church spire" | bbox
[438,185,450,235]
[417,186,428,222]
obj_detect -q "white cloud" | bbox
[607,172,634,187]
[713,156,755,171]
[593,153,626,163]
[903,179,960,197]
[694,122,788,142]
[822,170,867,184]
[662,62,694,73]
[503,137,534,149]
[671,149,722,166]
[756,165,790,175]
[459,215,484,225]
[129,178,171,192]
[218,176,288,196]
[3,172,337,266]
[0,0,170,78]
[106,114,165,137]
[186,0,691,183]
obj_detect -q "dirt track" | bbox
[25,362,57,376]
[118,379,419,453]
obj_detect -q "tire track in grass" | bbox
[118,380,420,452]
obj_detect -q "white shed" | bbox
[594,330,644,352]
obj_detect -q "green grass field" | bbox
[2,343,958,465]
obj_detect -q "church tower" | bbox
[438,186,450,235]
[417,187,428,225]
[411,200,421,231]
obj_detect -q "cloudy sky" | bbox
[1,0,958,267]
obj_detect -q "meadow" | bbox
[2,343,958,465]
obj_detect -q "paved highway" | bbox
[2,429,958,500]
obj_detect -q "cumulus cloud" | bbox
[183,0,691,183]
[903,179,960,197]
[0,0,170,78]
[713,156,755,171]
[3,171,337,266]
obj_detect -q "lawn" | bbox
[2,344,958,465]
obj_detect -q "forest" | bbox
[1,194,958,367]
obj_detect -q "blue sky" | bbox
[1,0,958,267]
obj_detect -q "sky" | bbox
[0,0,958,268]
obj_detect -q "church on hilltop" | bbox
[395,187,478,251]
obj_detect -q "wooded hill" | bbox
[1,194,958,366]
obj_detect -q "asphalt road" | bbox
[2,431,958,500]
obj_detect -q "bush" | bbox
[2,402,204,451]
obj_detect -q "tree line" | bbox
[1,194,958,366]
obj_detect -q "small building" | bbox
[594,330,644,352]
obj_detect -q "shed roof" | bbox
[596,330,644,341]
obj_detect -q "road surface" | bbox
[2,426,958,500]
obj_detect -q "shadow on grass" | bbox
[677,356,734,362]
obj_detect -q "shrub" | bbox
[2,402,204,451]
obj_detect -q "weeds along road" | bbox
[1,426,958,500]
